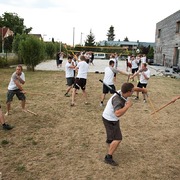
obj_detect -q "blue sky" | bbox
[1,0,180,45]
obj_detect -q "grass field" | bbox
[0,68,180,180]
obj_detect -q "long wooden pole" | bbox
[151,100,176,115]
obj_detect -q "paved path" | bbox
[35,59,180,78]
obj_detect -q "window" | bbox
[157,29,161,38]
[176,21,180,33]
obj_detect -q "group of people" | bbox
[1,53,179,168]
[64,52,89,106]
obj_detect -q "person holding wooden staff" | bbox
[130,63,150,103]
[102,82,147,166]
[5,65,26,115]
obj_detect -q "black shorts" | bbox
[137,82,147,88]
[59,60,63,64]
[102,116,122,144]
[73,78,86,90]
[6,89,26,103]
[66,77,75,86]
[132,68,138,74]
[103,84,115,94]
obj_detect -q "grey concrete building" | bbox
[154,10,180,68]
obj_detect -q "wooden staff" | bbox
[26,109,38,116]
[151,97,179,115]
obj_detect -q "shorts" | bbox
[102,116,122,144]
[137,82,147,89]
[6,89,26,103]
[132,68,138,74]
[66,77,75,86]
[59,60,63,64]
[73,78,86,90]
[103,84,115,94]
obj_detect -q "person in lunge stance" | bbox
[102,82,147,166]
[64,55,76,97]
[130,63,150,103]
[6,65,26,115]
[100,60,130,106]
[71,55,89,106]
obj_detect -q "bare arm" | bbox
[114,101,132,117]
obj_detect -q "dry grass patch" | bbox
[0,69,180,180]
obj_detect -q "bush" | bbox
[0,56,8,68]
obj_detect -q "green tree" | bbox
[12,33,28,63]
[107,25,115,41]
[0,12,32,35]
[0,12,32,53]
[19,35,45,71]
[147,46,154,59]
[45,42,56,59]
[123,36,129,41]
[84,30,96,47]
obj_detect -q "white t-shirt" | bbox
[141,56,146,63]
[131,59,138,69]
[139,69,151,84]
[8,72,25,90]
[103,91,126,121]
[65,62,74,78]
[76,61,89,79]
[103,67,118,85]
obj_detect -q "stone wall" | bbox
[154,10,180,67]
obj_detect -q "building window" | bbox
[157,29,161,38]
[176,21,180,33]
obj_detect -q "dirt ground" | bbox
[0,68,180,180]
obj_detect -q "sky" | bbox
[1,0,180,45]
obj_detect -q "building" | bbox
[154,10,180,67]
[98,40,154,51]
[29,34,43,41]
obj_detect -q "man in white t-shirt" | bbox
[71,55,89,106]
[64,55,76,97]
[100,60,130,106]
[102,82,148,166]
[6,65,26,115]
[130,63,151,102]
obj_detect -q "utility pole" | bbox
[80,32,83,46]
[73,27,75,47]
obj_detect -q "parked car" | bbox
[94,53,106,59]
[147,59,154,65]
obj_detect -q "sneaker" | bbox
[104,155,118,166]
[134,97,139,100]
[70,103,75,106]
[2,123,13,130]
[143,99,147,103]
[100,103,104,107]
[64,93,70,97]
[5,112,10,116]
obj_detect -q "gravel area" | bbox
[35,59,180,78]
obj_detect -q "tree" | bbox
[12,33,28,63]
[84,30,96,47]
[19,35,45,71]
[0,12,32,53]
[123,36,129,41]
[0,12,32,35]
[107,25,115,41]
[45,42,56,59]
[147,46,154,59]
